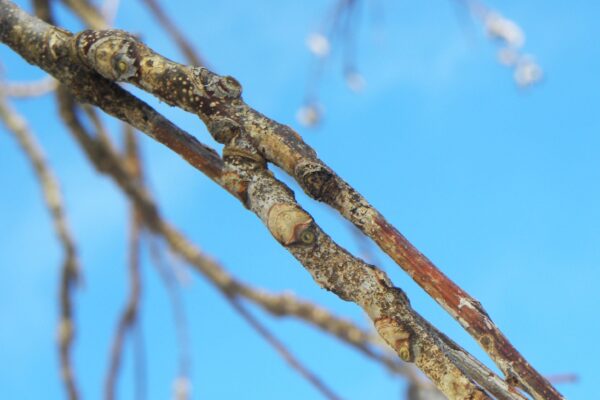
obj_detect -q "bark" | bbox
[0,1,560,398]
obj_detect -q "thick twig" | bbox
[226,296,343,400]
[61,27,554,399]
[53,25,557,400]
[59,85,496,399]
[0,5,534,397]
[0,93,80,400]
[54,87,411,383]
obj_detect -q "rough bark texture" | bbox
[60,24,558,400]
[56,86,411,380]
[0,1,561,398]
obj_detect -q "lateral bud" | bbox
[73,29,140,81]
[207,116,241,144]
[267,204,315,246]
[294,160,338,201]
[374,317,415,362]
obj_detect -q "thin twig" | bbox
[104,125,145,400]
[60,0,106,29]
[225,296,343,400]
[138,0,204,66]
[100,0,120,25]
[0,7,533,396]
[147,237,192,399]
[0,76,57,97]
[0,93,81,400]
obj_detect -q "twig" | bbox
[225,296,343,400]
[104,126,145,400]
[59,0,106,29]
[100,0,120,26]
[147,237,192,399]
[138,0,204,66]
[56,26,556,399]
[0,93,81,400]
[0,6,534,397]
[0,76,57,97]
[57,87,497,399]
[54,86,413,383]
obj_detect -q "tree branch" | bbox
[104,127,145,400]
[0,92,81,400]
[0,3,540,397]
[55,86,414,384]
[226,296,343,400]
[138,0,204,66]
[56,22,558,400]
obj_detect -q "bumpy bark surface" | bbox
[0,1,562,398]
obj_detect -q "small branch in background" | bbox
[453,0,543,87]
[0,76,57,98]
[32,0,52,21]
[226,296,343,400]
[81,104,113,145]
[131,321,147,400]
[546,374,579,385]
[100,0,120,26]
[0,93,81,400]
[59,0,107,29]
[147,238,192,400]
[347,221,383,267]
[407,381,448,400]
[138,0,205,66]
[104,125,146,400]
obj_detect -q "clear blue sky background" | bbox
[1,0,598,399]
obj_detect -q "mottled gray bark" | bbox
[0,1,560,398]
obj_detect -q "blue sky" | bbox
[1,0,599,399]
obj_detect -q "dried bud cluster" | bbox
[483,11,543,87]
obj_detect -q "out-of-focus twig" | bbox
[59,0,106,29]
[0,93,81,400]
[100,0,120,25]
[0,76,57,98]
[104,126,145,400]
[226,296,343,400]
[147,238,192,400]
[546,374,578,385]
[138,0,204,66]
[81,104,112,144]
